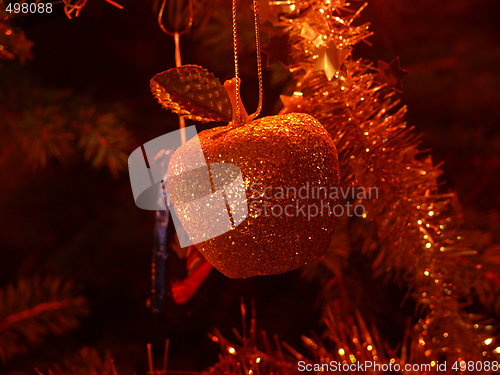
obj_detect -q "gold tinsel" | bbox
[273,0,500,367]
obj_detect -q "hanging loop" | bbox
[232,0,263,123]
[158,0,193,37]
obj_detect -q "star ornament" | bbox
[375,57,409,93]
[314,41,351,81]
[258,0,278,25]
[279,91,304,114]
[261,32,293,67]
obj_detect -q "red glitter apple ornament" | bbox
[151,65,340,278]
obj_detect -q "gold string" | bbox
[231,0,241,124]
[231,0,264,123]
[248,0,263,121]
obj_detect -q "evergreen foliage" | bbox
[0,276,89,363]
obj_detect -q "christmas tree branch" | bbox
[275,0,500,364]
[0,73,134,176]
[0,299,80,332]
[0,276,89,363]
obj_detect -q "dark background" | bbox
[1,0,499,373]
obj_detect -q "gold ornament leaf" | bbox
[150,65,232,123]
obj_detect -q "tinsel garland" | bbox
[272,0,500,366]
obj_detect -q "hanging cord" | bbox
[158,0,193,37]
[158,0,193,144]
[231,0,241,124]
[150,0,193,315]
[232,0,263,123]
[249,0,263,120]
